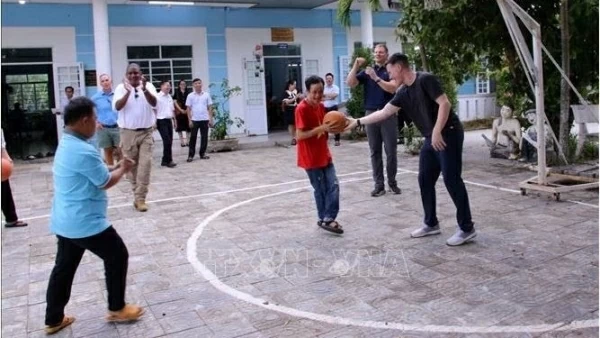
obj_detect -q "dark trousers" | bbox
[418,125,474,232]
[325,105,341,142]
[188,120,209,158]
[45,226,129,326]
[156,119,174,164]
[365,110,398,189]
[305,163,340,222]
[1,179,18,223]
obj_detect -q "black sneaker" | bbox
[389,185,401,194]
[371,187,386,197]
[162,162,177,168]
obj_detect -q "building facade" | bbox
[1,1,496,156]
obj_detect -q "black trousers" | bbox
[325,105,341,142]
[418,125,474,232]
[156,119,174,164]
[188,120,209,158]
[45,226,129,326]
[1,179,18,223]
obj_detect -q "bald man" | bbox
[92,74,121,165]
[112,63,158,212]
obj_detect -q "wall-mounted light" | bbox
[18,0,26,4]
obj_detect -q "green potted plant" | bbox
[403,122,424,155]
[208,79,244,152]
[344,47,374,140]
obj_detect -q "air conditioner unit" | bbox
[388,0,402,11]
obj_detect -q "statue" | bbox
[482,105,522,160]
[519,109,555,162]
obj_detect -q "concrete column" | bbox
[92,0,111,83]
[360,0,374,49]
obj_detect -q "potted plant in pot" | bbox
[208,79,245,153]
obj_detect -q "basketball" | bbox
[323,110,347,134]
[1,158,13,182]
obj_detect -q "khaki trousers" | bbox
[120,128,154,201]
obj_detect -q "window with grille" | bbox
[304,59,319,78]
[127,45,193,92]
[5,74,50,112]
[476,72,490,94]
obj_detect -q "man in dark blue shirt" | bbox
[346,44,401,197]
[345,53,476,247]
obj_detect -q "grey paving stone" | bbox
[2,133,598,337]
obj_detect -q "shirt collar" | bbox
[63,128,89,141]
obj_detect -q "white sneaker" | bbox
[410,225,441,238]
[446,229,477,246]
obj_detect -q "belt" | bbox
[123,127,153,131]
[102,124,118,128]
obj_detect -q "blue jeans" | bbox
[418,125,474,232]
[305,163,340,222]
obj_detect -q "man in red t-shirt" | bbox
[295,75,343,234]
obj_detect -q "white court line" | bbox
[21,167,597,222]
[187,176,598,334]
[397,168,599,209]
[19,170,373,221]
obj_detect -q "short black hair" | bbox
[160,80,170,86]
[325,73,334,79]
[64,97,95,126]
[65,86,74,92]
[374,43,389,53]
[304,75,324,92]
[386,53,410,68]
[192,78,201,84]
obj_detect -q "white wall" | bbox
[109,27,208,85]
[1,27,77,64]
[346,27,403,55]
[226,28,334,134]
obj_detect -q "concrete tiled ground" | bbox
[2,130,598,338]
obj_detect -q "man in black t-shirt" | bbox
[345,53,476,247]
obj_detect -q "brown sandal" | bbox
[45,316,75,335]
[318,220,344,234]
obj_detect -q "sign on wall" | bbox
[85,70,97,87]
[271,28,294,42]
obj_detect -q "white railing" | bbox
[457,94,500,121]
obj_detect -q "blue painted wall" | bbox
[458,78,476,95]
[1,3,479,95]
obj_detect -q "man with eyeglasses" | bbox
[112,63,158,212]
[92,74,121,165]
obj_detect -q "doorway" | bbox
[263,44,303,131]
[2,64,57,160]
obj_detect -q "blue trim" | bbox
[2,3,96,69]
[331,11,348,89]
[458,78,476,95]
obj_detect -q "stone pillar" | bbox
[92,0,111,83]
[360,0,374,49]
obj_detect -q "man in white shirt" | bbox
[112,63,158,212]
[155,81,177,168]
[185,78,213,162]
[60,86,75,112]
[323,72,341,146]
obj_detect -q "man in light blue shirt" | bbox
[44,97,144,335]
[91,74,120,165]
